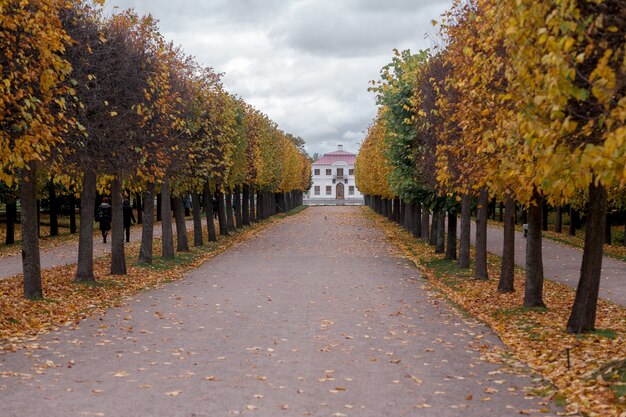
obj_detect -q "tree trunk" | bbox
[5,200,17,244]
[138,185,155,263]
[191,193,203,247]
[75,168,96,282]
[160,177,175,259]
[458,194,471,269]
[173,195,189,252]
[249,185,252,223]
[474,189,489,280]
[202,183,217,242]
[381,198,387,217]
[226,191,235,231]
[156,193,162,222]
[542,196,549,232]
[135,192,143,224]
[435,210,445,253]
[414,203,422,238]
[569,206,578,236]
[524,188,546,307]
[242,184,250,226]
[36,199,40,237]
[498,195,515,293]
[445,211,457,260]
[567,182,607,333]
[275,193,284,213]
[217,189,228,234]
[429,210,438,246]
[555,206,562,233]
[257,191,264,220]
[69,194,77,234]
[21,162,43,299]
[499,201,504,222]
[48,181,58,236]
[234,185,243,227]
[110,176,126,275]
[387,199,394,221]
[421,204,430,240]
[604,214,611,245]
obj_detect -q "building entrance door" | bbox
[336,183,344,199]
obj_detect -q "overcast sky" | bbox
[104,0,450,157]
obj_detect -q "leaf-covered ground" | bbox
[368,208,626,417]
[0,213,293,352]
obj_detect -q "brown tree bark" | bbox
[414,203,422,238]
[567,182,607,333]
[421,204,430,240]
[445,211,457,260]
[242,184,250,226]
[569,206,578,236]
[225,191,235,231]
[542,196,549,232]
[160,177,175,259]
[202,182,217,242]
[604,214,612,245]
[191,193,203,247]
[173,195,189,252]
[156,193,162,222]
[21,162,43,299]
[524,188,546,307]
[248,186,255,222]
[138,185,155,264]
[554,206,562,233]
[75,168,96,282]
[474,189,489,280]
[48,181,59,236]
[234,185,243,227]
[435,209,445,253]
[458,194,471,269]
[69,194,77,234]
[135,192,143,224]
[5,200,17,244]
[217,189,228,234]
[498,195,515,293]
[110,176,126,275]
[256,191,264,220]
[429,210,438,246]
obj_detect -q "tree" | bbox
[1,0,72,298]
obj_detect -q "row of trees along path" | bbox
[0,1,311,298]
[355,0,625,334]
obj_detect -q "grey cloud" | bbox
[102,0,450,156]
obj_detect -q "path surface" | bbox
[0,219,196,280]
[1,207,562,417]
[463,221,626,306]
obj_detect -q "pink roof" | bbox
[313,150,357,165]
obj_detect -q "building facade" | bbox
[305,144,363,203]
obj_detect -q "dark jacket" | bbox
[123,201,136,228]
[98,202,112,231]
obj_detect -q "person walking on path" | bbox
[97,198,112,243]
[123,198,136,243]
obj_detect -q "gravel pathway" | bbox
[0,207,564,416]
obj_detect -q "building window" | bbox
[349,186,355,195]
[349,169,354,176]
[314,186,320,195]
[325,186,332,195]
[314,169,320,176]
[337,168,344,178]
[326,169,332,176]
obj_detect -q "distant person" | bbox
[123,198,136,243]
[97,198,112,243]
[212,196,218,219]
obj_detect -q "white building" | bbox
[305,144,363,204]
